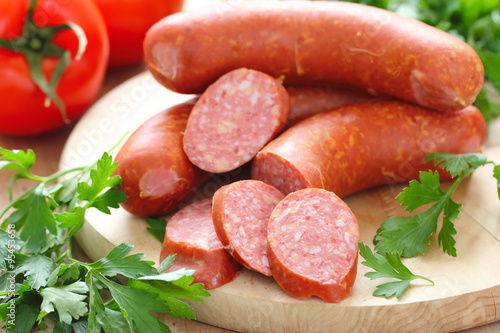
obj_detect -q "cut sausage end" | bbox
[267,188,360,303]
[183,68,290,173]
[212,180,285,276]
[160,198,241,289]
[251,150,312,195]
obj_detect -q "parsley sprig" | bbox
[360,152,500,299]
[0,148,209,332]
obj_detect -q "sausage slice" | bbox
[183,68,290,173]
[212,180,285,276]
[267,188,359,303]
[160,198,241,289]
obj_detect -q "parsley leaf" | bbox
[38,282,89,324]
[359,243,433,299]
[88,243,157,279]
[494,164,500,198]
[0,148,36,179]
[424,152,489,178]
[145,218,167,243]
[375,153,498,257]
[0,148,209,332]
[92,273,172,333]
[16,254,56,290]
[7,184,57,253]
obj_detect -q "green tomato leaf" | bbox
[38,282,89,325]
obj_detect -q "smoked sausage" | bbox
[114,101,210,217]
[212,180,285,276]
[251,100,487,197]
[286,85,376,127]
[267,188,359,303]
[160,198,241,289]
[144,1,483,112]
[183,68,290,173]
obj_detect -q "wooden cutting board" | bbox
[59,71,500,333]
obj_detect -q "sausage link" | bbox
[251,100,487,197]
[144,1,483,112]
[286,84,377,127]
[114,101,210,217]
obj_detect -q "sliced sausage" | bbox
[183,68,290,173]
[286,85,377,127]
[114,101,210,217]
[251,100,487,196]
[160,198,241,289]
[212,180,285,276]
[144,1,483,112]
[267,188,359,303]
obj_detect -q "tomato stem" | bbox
[0,0,88,125]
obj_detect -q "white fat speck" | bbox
[309,246,322,254]
[249,92,259,105]
[343,232,351,243]
[293,231,302,242]
[281,225,287,232]
[238,225,246,237]
[261,256,269,268]
[335,219,346,227]
[238,79,252,91]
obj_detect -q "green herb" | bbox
[358,243,434,299]
[0,148,209,332]
[145,218,167,243]
[374,153,498,258]
[362,152,499,298]
[331,0,500,122]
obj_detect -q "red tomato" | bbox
[94,0,184,68]
[0,0,109,136]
